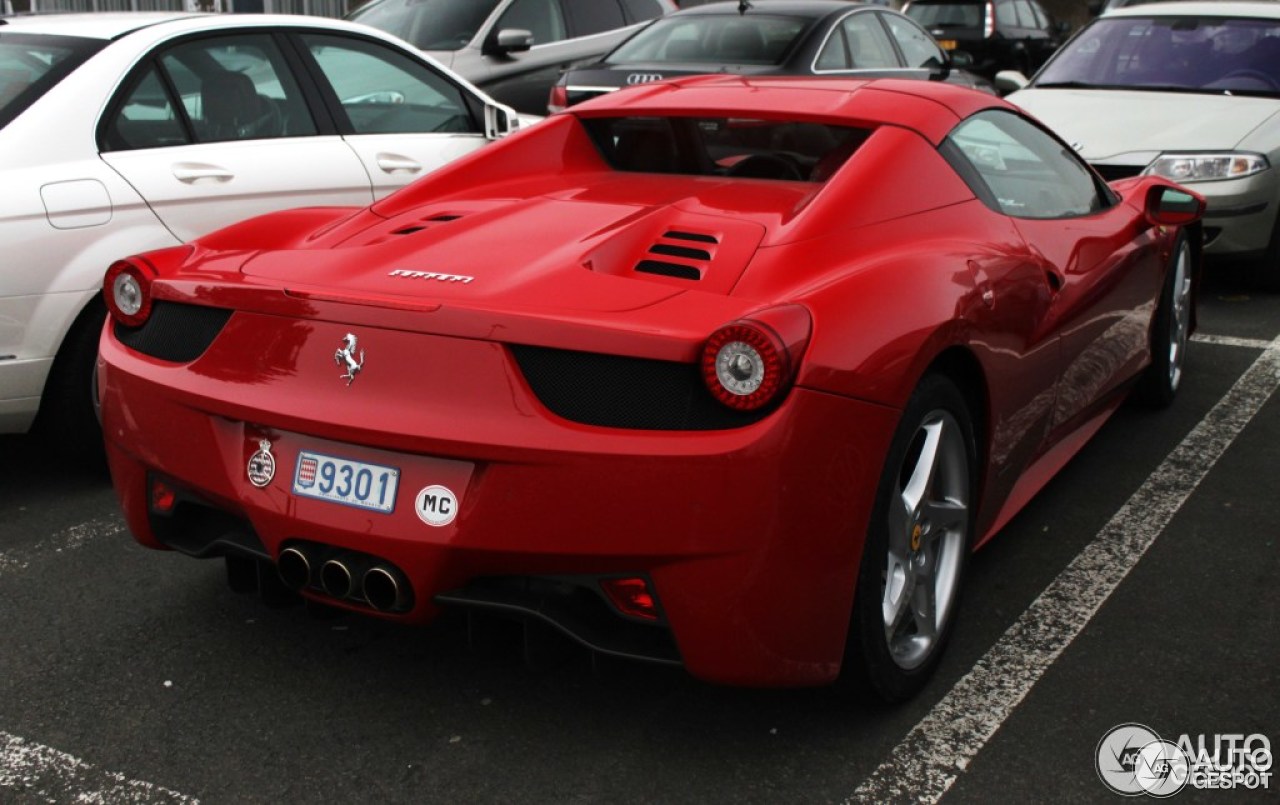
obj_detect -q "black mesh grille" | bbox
[510,345,769,430]
[1092,163,1143,181]
[114,301,232,363]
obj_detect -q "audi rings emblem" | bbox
[627,73,664,85]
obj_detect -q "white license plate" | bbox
[292,451,400,514]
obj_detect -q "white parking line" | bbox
[1191,332,1273,350]
[2,732,197,803]
[848,333,1280,804]
[0,515,123,577]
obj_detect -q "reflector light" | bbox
[601,577,659,621]
[150,479,176,513]
[548,84,568,114]
[104,259,154,328]
[701,323,786,411]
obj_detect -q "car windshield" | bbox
[0,33,103,129]
[346,0,502,51]
[581,116,870,182]
[605,14,809,65]
[904,2,984,29]
[1036,15,1280,96]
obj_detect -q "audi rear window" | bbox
[0,33,104,130]
[582,116,871,182]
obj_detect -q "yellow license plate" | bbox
[939,39,958,50]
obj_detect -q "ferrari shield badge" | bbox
[335,333,365,386]
[247,440,276,488]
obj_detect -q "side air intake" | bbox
[634,230,719,281]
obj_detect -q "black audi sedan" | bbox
[548,0,993,113]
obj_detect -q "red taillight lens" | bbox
[150,478,176,513]
[601,577,659,621]
[700,305,811,412]
[104,259,154,328]
[548,83,568,114]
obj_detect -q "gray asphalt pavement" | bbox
[1,267,1276,804]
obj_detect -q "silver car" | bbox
[1000,2,1280,287]
[348,0,676,114]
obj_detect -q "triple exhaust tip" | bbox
[276,547,409,612]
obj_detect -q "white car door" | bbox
[99,32,373,242]
[295,32,491,200]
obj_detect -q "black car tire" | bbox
[1135,232,1192,408]
[842,373,975,702]
[34,297,106,458]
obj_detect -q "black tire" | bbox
[841,374,976,702]
[1134,233,1191,408]
[33,297,106,458]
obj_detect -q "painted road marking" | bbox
[0,515,123,577]
[1191,333,1273,350]
[849,334,1280,804]
[1,732,196,803]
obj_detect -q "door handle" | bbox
[172,163,234,184]
[376,153,422,174]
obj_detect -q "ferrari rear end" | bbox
[97,171,896,687]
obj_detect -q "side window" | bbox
[565,0,625,37]
[620,0,664,22]
[843,13,900,69]
[103,64,190,151]
[946,110,1106,219]
[301,34,478,135]
[883,14,945,69]
[816,26,851,71]
[496,0,568,46]
[1013,0,1035,29]
[1028,1,1050,30]
[159,35,316,143]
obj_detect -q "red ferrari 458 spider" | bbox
[99,76,1204,699]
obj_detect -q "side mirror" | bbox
[484,102,518,139]
[994,69,1029,93]
[1145,186,1205,227]
[948,50,975,68]
[486,28,534,56]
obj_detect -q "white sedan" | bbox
[0,12,518,442]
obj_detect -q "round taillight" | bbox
[701,323,787,411]
[104,260,153,328]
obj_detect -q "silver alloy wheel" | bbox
[1167,241,1192,392]
[882,409,969,671]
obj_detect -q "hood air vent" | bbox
[387,213,465,238]
[634,230,719,281]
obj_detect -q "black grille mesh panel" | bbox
[510,345,768,431]
[114,301,232,363]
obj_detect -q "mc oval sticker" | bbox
[415,484,458,527]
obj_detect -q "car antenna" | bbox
[738,0,752,14]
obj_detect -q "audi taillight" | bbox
[104,258,155,328]
[700,305,811,412]
[548,84,568,114]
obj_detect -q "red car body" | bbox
[99,76,1202,689]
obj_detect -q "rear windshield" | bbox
[581,116,870,182]
[904,2,984,29]
[346,0,502,51]
[0,33,104,130]
[605,14,809,65]
[1038,15,1280,96]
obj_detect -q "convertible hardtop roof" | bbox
[569,75,1009,145]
